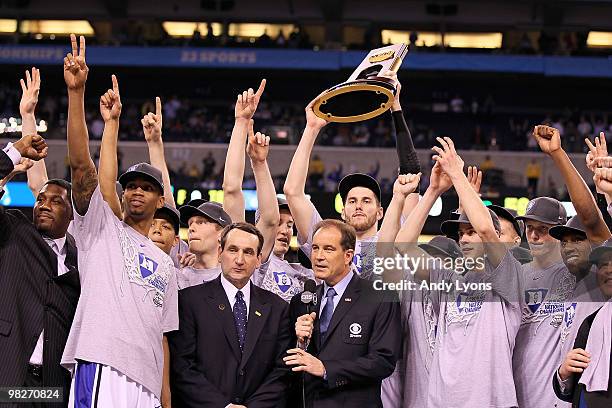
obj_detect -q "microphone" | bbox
[298,279,318,350]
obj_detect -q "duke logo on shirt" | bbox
[273,271,291,293]
[352,253,363,274]
[564,303,577,327]
[139,253,158,278]
[525,288,548,313]
[456,293,483,314]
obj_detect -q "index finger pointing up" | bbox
[111,75,119,95]
[156,97,162,117]
[255,78,266,97]
[79,35,86,59]
[70,34,78,57]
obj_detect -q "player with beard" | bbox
[512,125,611,408]
[394,137,525,407]
[59,36,177,407]
[283,74,420,280]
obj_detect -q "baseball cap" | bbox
[338,173,382,203]
[488,205,523,237]
[549,216,587,241]
[515,197,567,225]
[179,201,232,227]
[185,198,208,207]
[440,209,501,238]
[254,196,290,224]
[419,236,463,259]
[118,163,164,193]
[511,246,533,264]
[589,242,612,265]
[154,204,181,234]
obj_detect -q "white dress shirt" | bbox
[29,235,69,365]
[220,273,251,318]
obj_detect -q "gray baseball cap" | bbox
[549,216,587,240]
[254,196,290,224]
[440,209,501,238]
[515,197,567,225]
[154,204,181,234]
[419,236,463,259]
[179,201,232,227]
[118,163,164,193]
[488,205,524,237]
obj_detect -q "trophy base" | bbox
[313,77,396,123]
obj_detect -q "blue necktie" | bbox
[578,389,587,408]
[319,288,337,342]
[233,291,247,351]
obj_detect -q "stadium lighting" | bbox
[162,22,223,37]
[228,23,295,38]
[381,29,502,48]
[0,19,17,33]
[19,20,94,35]
[587,31,612,47]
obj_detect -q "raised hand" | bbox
[585,132,608,172]
[142,97,163,144]
[13,134,48,161]
[234,79,266,120]
[429,161,453,194]
[380,69,401,111]
[99,75,122,122]
[19,67,40,116]
[594,167,612,196]
[305,90,329,130]
[63,34,88,90]
[13,157,34,174]
[533,125,561,155]
[467,166,482,194]
[246,119,270,163]
[393,173,421,197]
[431,137,464,178]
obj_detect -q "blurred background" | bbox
[1,0,612,236]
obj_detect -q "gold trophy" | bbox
[313,43,408,123]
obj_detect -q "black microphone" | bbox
[298,279,318,350]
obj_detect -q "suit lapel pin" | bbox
[255,310,262,317]
[219,304,225,311]
[345,298,352,302]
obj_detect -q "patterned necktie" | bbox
[233,291,247,351]
[319,287,337,343]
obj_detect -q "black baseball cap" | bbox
[549,216,587,241]
[589,243,612,265]
[154,204,181,234]
[179,201,232,227]
[516,197,567,225]
[419,236,463,259]
[488,205,523,237]
[118,163,164,193]
[255,196,290,224]
[511,246,533,264]
[440,209,501,238]
[338,173,382,203]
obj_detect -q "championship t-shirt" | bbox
[176,265,221,290]
[62,186,178,399]
[252,253,314,302]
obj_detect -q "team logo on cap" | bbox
[525,288,548,313]
[273,271,291,293]
[128,164,139,172]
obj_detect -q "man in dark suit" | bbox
[285,219,401,408]
[168,222,291,407]
[1,136,80,407]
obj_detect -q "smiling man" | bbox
[168,222,291,407]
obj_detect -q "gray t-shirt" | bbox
[427,251,524,408]
[298,201,379,280]
[176,264,221,289]
[61,186,178,399]
[513,262,575,408]
[251,253,314,302]
[169,238,190,269]
[382,270,438,408]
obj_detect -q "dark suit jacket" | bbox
[288,274,402,408]
[552,306,612,408]
[168,276,291,408]
[0,206,80,407]
[0,149,13,180]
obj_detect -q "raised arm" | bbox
[143,97,175,208]
[283,93,328,240]
[19,67,48,197]
[98,75,123,219]
[222,79,266,223]
[432,137,505,267]
[535,126,610,244]
[378,173,421,244]
[64,34,97,215]
[246,121,279,261]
